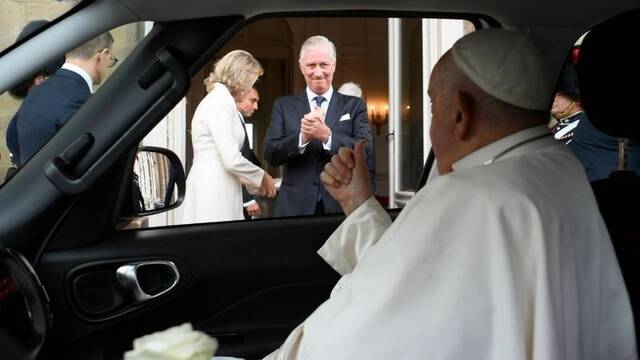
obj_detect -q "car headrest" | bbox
[576,8,640,140]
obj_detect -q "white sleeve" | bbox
[262,198,390,360]
[205,91,264,189]
[321,132,332,151]
[298,132,309,154]
[318,196,392,275]
[243,199,257,207]
[262,324,306,360]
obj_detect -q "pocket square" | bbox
[339,113,351,121]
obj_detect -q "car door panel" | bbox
[38,215,347,359]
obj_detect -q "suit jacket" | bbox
[13,68,90,166]
[264,90,373,217]
[6,113,19,166]
[239,113,262,205]
[553,111,640,181]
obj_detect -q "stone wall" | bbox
[0,0,143,180]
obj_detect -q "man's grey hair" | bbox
[299,35,337,63]
[338,82,362,98]
[67,32,114,60]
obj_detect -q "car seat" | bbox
[575,7,640,346]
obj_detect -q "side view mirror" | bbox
[122,146,186,218]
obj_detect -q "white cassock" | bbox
[265,125,637,360]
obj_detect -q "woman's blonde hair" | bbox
[211,50,263,96]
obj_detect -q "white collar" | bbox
[237,111,245,123]
[306,86,333,104]
[61,63,93,93]
[452,125,554,172]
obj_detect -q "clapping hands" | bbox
[300,107,331,144]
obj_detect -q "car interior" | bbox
[0,0,639,359]
[576,8,640,346]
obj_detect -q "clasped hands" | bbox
[248,171,277,198]
[320,139,372,215]
[258,172,277,198]
[300,107,331,144]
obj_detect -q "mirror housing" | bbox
[120,146,186,219]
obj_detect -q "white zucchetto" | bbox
[451,29,552,110]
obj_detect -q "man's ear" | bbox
[92,51,102,69]
[95,48,108,66]
[453,90,474,141]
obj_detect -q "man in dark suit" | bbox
[5,20,65,177]
[12,31,115,166]
[264,35,374,216]
[236,87,263,219]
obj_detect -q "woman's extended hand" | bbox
[261,172,277,198]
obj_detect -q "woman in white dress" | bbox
[180,50,276,224]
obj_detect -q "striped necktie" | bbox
[313,96,326,108]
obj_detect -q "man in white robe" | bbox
[264,29,637,359]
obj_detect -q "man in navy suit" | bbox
[264,35,374,216]
[236,87,263,219]
[5,20,65,177]
[12,31,114,166]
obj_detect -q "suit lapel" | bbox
[294,91,310,132]
[238,112,262,166]
[325,92,343,130]
[297,90,310,115]
[238,112,250,150]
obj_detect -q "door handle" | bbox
[116,260,180,303]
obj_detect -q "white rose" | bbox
[124,323,218,360]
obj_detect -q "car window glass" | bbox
[0,21,147,184]
[134,16,475,228]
